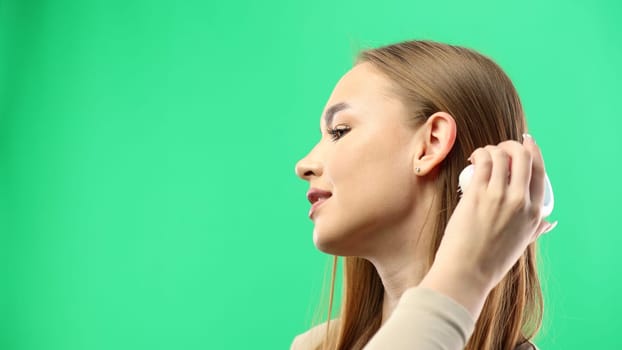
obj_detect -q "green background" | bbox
[1,0,620,349]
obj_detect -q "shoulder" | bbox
[290,319,340,350]
[515,340,540,350]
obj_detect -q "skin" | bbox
[294,62,556,325]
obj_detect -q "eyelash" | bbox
[326,125,351,141]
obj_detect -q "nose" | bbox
[295,154,322,181]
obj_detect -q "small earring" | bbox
[415,167,421,174]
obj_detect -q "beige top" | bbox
[291,286,539,350]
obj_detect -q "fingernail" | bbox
[542,220,558,234]
[522,133,536,145]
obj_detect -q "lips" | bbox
[306,188,332,205]
[307,188,332,218]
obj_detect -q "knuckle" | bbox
[491,148,509,158]
[499,140,521,148]
[483,145,497,153]
[469,147,484,159]
[489,189,505,202]
[519,147,531,161]
[527,205,541,220]
[509,193,528,211]
[496,142,534,166]
[479,157,493,169]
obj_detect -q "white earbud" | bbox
[458,164,554,218]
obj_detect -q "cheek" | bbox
[312,155,415,252]
[326,140,413,209]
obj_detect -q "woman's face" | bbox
[295,62,427,257]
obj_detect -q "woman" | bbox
[292,40,556,350]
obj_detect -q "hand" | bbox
[419,134,556,318]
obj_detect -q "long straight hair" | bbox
[313,40,543,350]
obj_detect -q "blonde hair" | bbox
[312,40,543,350]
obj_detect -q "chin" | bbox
[312,228,358,256]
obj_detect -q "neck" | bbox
[365,193,438,326]
[373,249,430,326]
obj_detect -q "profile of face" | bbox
[295,62,451,258]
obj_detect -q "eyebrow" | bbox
[320,102,350,133]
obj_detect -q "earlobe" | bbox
[412,112,457,176]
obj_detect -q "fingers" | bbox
[468,148,493,195]
[468,134,546,218]
[484,145,511,195]
[471,142,529,198]
[522,134,546,212]
[496,140,532,203]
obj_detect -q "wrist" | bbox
[418,264,492,320]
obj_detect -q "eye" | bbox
[326,125,351,141]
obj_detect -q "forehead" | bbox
[330,62,393,101]
[320,62,401,127]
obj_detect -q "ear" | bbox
[412,112,457,176]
